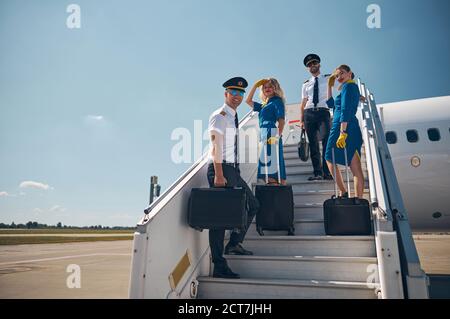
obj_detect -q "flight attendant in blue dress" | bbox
[245,78,287,185]
[324,65,365,198]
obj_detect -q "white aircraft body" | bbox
[378,96,450,231]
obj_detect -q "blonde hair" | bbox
[258,78,286,105]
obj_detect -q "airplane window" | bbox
[406,130,419,143]
[427,128,440,141]
[385,131,397,144]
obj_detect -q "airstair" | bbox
[128,81,429,299]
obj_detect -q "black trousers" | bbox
[207,163,259,268]
[304,109,332,176]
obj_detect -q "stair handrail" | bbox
[139,109,255,227]
[357,79,429,299]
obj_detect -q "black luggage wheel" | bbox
[257,226,264,236]
[288,227,295,236]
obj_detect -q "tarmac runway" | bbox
[0,240,132,298]
[0,235,449,299]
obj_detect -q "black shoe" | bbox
[308,175,323,181]
[213,266,240,279]
[323,174,333,180]
[340,192,349,198]
[225,243,253,255]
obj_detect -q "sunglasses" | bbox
[227,89,244,97]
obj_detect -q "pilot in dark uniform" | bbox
[207,77,260,279]
[300,54,334,181]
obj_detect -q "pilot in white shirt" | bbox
[300,53,333,181]
[302,74,334,110]
[208,103,237,165]
[205,76,259,279]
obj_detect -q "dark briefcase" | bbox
[188,187,247,231]
[323,196,372,235]
[297,129,309,162]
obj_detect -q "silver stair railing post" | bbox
[366,91,429,299]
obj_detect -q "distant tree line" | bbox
[0,221,135,230]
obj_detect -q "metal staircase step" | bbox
[294,204,324,219]
[283,143,367,152]
[252,180,368,192]
[247,218,325,236]
[284,156,368,168]
[285,162,314,168]
[286,171,368,183]
[197,277,379,299]
[239,235,376,257]
[293,190,370,204]
[225,255,379,282]
[283,146,367,157]
[286,165,314,174]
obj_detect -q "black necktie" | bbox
[234,113,239,168]
[313,76,319,107]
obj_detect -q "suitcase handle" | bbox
[263,134,282,184]
[343,146,352,197]
[300,128,306,140]
[331,146,352,197]
[211,186,243,190]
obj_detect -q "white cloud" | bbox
[33,208,43,214]
[86,115,104,121]
[19,181,53,190]
[0,191,18,197]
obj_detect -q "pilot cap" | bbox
[222,77,248,92]
[303,54,321,67]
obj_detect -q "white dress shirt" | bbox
[208,103,237,164]
[302,74,335,110]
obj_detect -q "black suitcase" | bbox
[255,138,295,236]
[255,185,295,235]
[323,147,372,235]
[188,187,247,231]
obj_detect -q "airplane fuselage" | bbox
[379,96,450,231]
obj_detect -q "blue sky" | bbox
[1,0,449,227]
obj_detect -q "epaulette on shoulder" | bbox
[303,80,309,84]
[220,111,226,116]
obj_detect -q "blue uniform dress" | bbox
[253,96,287,181]
[324,81,363,166]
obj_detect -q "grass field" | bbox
[0,236,134,245]
[0,229,135,235]
[0,228,135,245]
